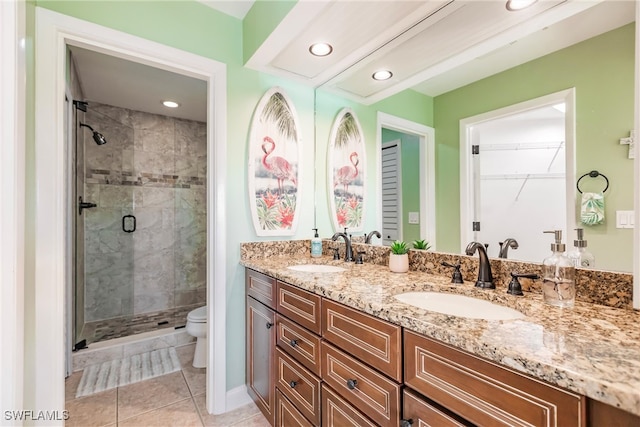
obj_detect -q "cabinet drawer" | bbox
[277,314,322,377]
[404,330,585,427]
[277,282,322,335]
[246,268,277,309]
[403,389,470,427]
[322,299,402,381]
[276,390,313,427]
[275,347,321,426]
[321,342,400,427]
[322,384,377,427]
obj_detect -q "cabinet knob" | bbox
[346,378,358,390]
[289,380,298,389]
[265,322,274,329]
[400,419,413,427]
[289,339,298,347]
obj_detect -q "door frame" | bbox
[0,0,26,414]
[376,113,436,248]
[459,88,576,252]
[35,7,228,416]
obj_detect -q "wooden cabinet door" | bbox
[247,296,276,426]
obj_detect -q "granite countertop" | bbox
[240,255,640,417]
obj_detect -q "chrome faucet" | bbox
[332,228,354,262]
[465,241,494,289]
[498,238,519,259]
[364,230,381,244]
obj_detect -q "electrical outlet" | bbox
[408,212,419,224]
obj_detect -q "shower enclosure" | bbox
[73,101,207,346]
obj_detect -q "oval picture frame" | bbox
[327,108,366,232]
[248,87,302,236]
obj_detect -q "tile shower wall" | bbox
[82,102,206,322]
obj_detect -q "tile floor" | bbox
[65,343,270,427]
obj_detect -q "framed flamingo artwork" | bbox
[327,108,365,232]
[248,87,302,236]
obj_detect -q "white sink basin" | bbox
[394,292,524,320]
[287,264,346,273]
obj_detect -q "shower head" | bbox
[79,122,107,145]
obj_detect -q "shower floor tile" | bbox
[80,304,203,344]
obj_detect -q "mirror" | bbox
[314,4,635,273]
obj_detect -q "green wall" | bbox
[31,0,432,394]
[381,129,421,244]
[434,23,634,272]
[313,88,433,240]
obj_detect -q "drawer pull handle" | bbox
[400,419,413,427]
[289,380,298,389]
[266,322,274,329]
[346,379,358,390]
[289,339,298,347]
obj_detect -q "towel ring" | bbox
[576,170,609,194]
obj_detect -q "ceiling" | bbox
[246,0,635,104]
[70,0,634,122]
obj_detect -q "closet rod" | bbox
[481,173,565,180]
[481,141,564,151]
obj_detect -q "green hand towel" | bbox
[581,192,605,226]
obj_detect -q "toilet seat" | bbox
[187,306,207,323]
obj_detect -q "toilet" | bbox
[186,306,207,368]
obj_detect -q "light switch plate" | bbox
[616,210,634,229]
[408,212,419,224]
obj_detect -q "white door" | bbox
[381,140,402,245]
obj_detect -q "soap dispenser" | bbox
[311,228,322,258]
[568,228,595,269]
[542,230,575,308]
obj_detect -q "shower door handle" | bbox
[78,196,97,215]
[122,215,136,233]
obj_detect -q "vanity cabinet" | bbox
[404,330,585,427]
[246,268,633,427]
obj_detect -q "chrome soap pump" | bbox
[568,228,595,269]
[541,230,575,308]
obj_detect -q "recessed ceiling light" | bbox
[506,0,538,11]
[162,100,179,108]
[372,70,393,81]
[309,43,333,57]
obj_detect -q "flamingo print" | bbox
[261,136,297,195]
[334,151,359,194]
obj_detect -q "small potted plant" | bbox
[412,239,431,250]
[389,240,409,273]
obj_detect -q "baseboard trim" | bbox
[225,385,252,413]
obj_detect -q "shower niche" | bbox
[74,101,207,345]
